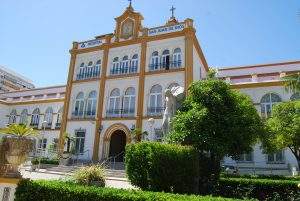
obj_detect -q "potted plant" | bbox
[59,132,75,166]
[0,124,37,178]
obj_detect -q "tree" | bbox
[282,73,300,93]
[261,101,300,168]
[167,79,263,181]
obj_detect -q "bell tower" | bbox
[114,1,144,41]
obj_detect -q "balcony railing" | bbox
[76,67,100,81]
[149,60,182,71]
[110,66,138,76]
[106,109,135,118]
[30,123,39,128]
[71,110,96,119]
[45,123,52,129]
[147,107,165,116]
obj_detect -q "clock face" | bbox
[121,19,134,39]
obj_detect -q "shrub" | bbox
[221,173,300,181]
[73,165,105,187]
[15,179,248,201]
[125,142,199,194]
[214,177,300,200]
[31,157,59,165]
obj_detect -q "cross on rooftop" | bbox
[128,0,132,7]
[170,6,176,18]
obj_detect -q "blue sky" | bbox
[0,0,299,87]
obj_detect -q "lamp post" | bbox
[38,120,47,170]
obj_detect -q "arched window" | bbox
[19,109,28,125]
[86,91,97,117]
[56,107,63,128]
[260,93,281,118]
[291,92,300,101]
[8,109,17,124]
[130,54,138,73]
[148,85,163,115]
[123,87,135,116]
[94,59,101,77]
[108,88,121,117]
[86,61,93,78]
[162,49,170,70]
[111,57,120,75]
[150,51,159,71]
[78,62,85,80]
[121,56,129,74]
[31,108,40,127]
[74,92,85,117]
[44,107,53,128]
[172,48,182,68]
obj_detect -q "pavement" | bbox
[20,168,135,189]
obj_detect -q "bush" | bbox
[221,173,300,181]
[31,157,59,165]
[125,142,199,194]
[73,165,105,187]
[15,179,247,201]
[214,177,300,200]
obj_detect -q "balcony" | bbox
[30,123,39,128]
[76,67,100,81]
[110,66,138,76]
[149,60,182,71]
[45,123,52,129]
[71,110,96,119]
[147,107,164,116]
[106,109,135,118]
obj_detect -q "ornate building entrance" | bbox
[108,130,127,161]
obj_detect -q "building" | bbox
[0,4,299,174]
[0,65,35,93]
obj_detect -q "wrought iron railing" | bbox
[55,122,61,129]
[110,66,138,76]
[76,67,100,80]
[106,109,135,118]
[147,107,165,116]
[71,110,96,119]
[149,60,182,71]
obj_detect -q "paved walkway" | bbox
[20,169,135,189]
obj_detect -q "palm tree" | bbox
[282,72,300,93]
[0,124,38,137]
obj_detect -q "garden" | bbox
[2,73,300,201]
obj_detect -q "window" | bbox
[74,92,85,117]
[121,56,129,74]
[44,107,53,128]
[30,108,40,127]
[237,152,253,162]
[111,57,120,75]
[75,130,85,154]
[291,92,300,101]
[162,49,170,70]
[260,93,281,119]
[50,138,59,153]
[37,138,47,153]
[123,87,135,116]
[94,59,101,77]
[172,48,182,68]
[108,88,121,117]
[130,54,138,73]
[267,150,284,163]
[150,51,159,71]
[8,109,17,124]
[56,107,63,128]
[148,85,163,115]
[86,91,97,117]
[20,109,28,125]
[78,62,85,80]
[88,61,93,66]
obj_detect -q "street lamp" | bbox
[38,120,47,170]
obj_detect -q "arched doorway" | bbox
[109,130,127,162]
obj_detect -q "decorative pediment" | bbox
[114,5,144,41]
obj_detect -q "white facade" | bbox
[0,5,299,175]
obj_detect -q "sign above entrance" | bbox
[78,39,103,49]
[148,23,185,36]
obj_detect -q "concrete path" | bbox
[20,169,135,189]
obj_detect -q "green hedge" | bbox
[31,157,59,165]
[125,142,199,194]
[215,177,300,200]
[221,173,300,181]
[15,180,246,201]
